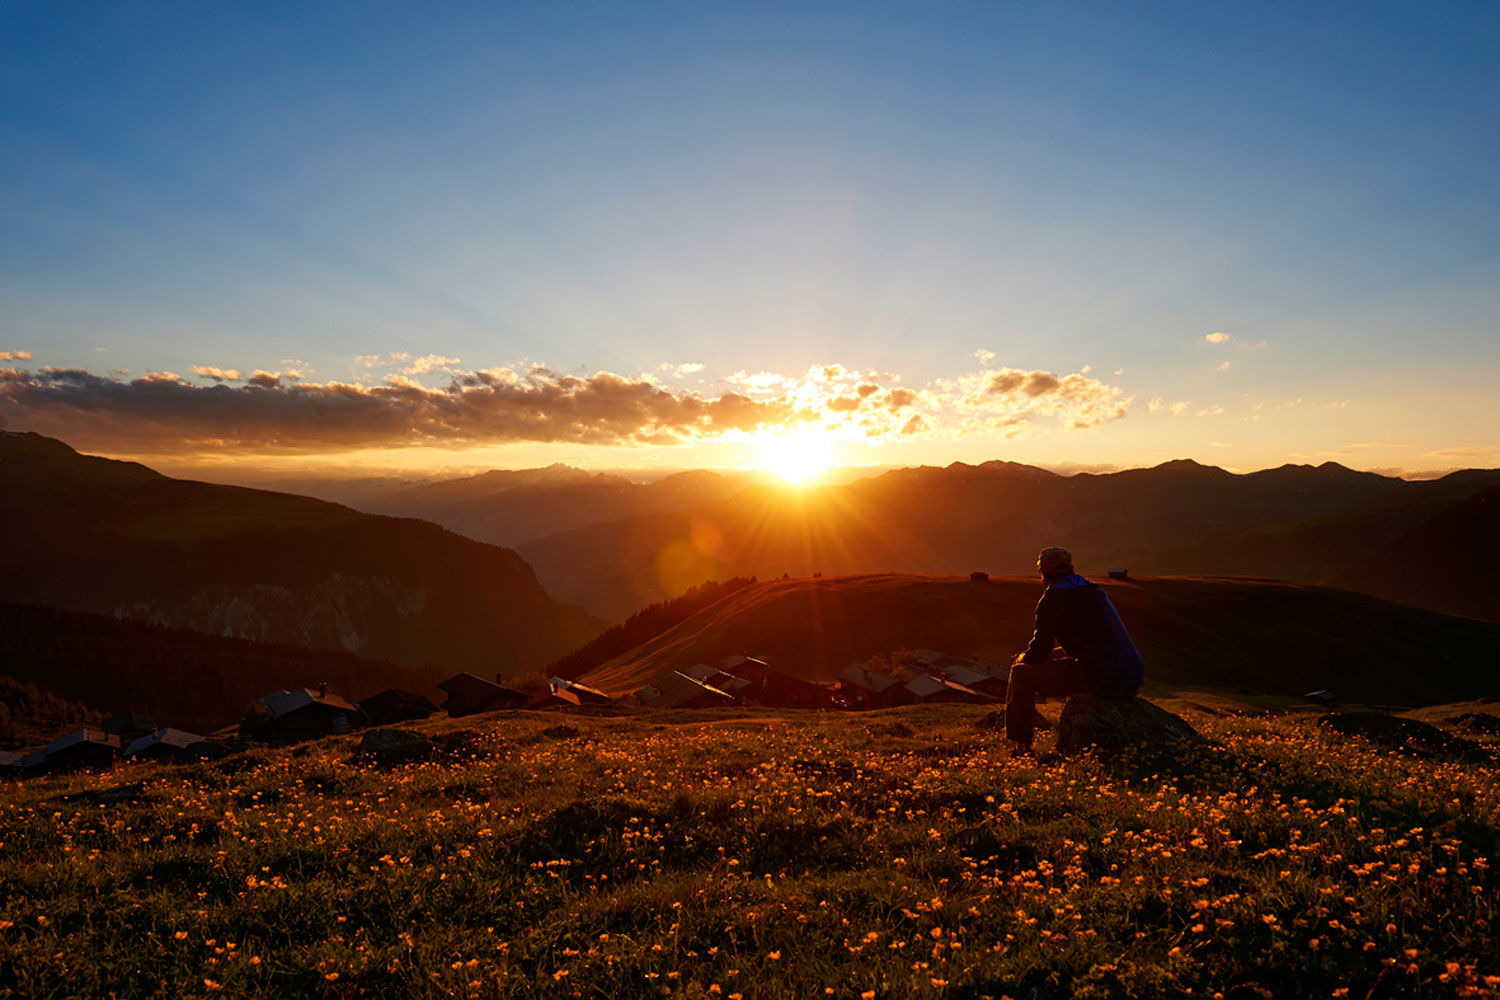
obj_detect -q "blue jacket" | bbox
[1021,574,1145,686]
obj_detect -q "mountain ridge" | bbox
[0,433,604,677]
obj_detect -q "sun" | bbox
[754,426,837,485]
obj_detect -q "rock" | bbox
[1318,712,1482,759]
[1443,713,1500,736]
[353,728,434,767]
[1056,695,1201,756]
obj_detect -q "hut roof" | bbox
[837,665,901,694]
[940,663,996,688]
[124,727,204,758]
[636,671,736,709]
[903,674,950,699]
[549,676,612,704]
[359,688,440,720]
[45,728,121,756]
[256,688,361,719]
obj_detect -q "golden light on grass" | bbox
[752,425,839,485]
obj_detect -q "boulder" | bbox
[1318,712,1482,759]
[1444,713,1500,736]
[353,728,434,767]
[1056,695,1201,756]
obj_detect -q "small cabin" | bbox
[636,671,736,710]
[436,673,526,718]
[969,571,989,582]
[835,665,911,710]
[26,729,121,774]
[741,668,831,710]
[240,686,367,741]
[359,689,440,725]
[1107,568,1129,580]
[124,727,205,762]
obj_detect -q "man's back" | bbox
[1022,573,1144,687]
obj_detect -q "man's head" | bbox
[1037,546,1074,581]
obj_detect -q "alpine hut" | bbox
[436,672,526,717]
[239,685,366,741]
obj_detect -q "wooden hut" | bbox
[636,671,737,710]
[744,668,832,709]
[436,673,526,718]
[239,686,366,741]
[835,665,911,710]
[26,729,121,773]
[359,689,440,725]
[123,727,205,762]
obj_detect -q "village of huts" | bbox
[2,650,1008,779]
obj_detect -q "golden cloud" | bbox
[2,356,1133,454]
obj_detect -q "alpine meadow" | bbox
[3,3,1500,998]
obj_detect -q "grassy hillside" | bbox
[1,704,1496,998]
[580,574,1500,706]
[0,433,604,677]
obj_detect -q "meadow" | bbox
[2,701,1497,999]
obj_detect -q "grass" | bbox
[1,703,1497,998]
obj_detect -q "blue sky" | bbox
[2,2,1497,477]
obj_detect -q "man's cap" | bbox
[1037,547,1073,576]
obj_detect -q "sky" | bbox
[2,1,1497,481]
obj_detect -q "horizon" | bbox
[3,3,1497,480]
[13,428,1482,489]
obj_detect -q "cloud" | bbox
[3,354,1135,454]
[1,364,799,453]
[954,367,1131,430]
[1149,397,1192,416]
[0,350,31,362]
[1205,332,1232,344]
[1215,361,1231,371]
[191,365,242,382]
[972,349,995,366]
[658,362,706,379]
[403,354,460,375]
[354,352,410,368]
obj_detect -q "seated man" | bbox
[1006,546,1143,755]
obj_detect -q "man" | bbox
[1006,546,1143,755]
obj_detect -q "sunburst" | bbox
[754,426,838,485]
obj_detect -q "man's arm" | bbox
[1019,590,1060,665]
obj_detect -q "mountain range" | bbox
[500,459,1500,620]
[0,432,603,678]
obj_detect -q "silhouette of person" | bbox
[1006,546,1143,755]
